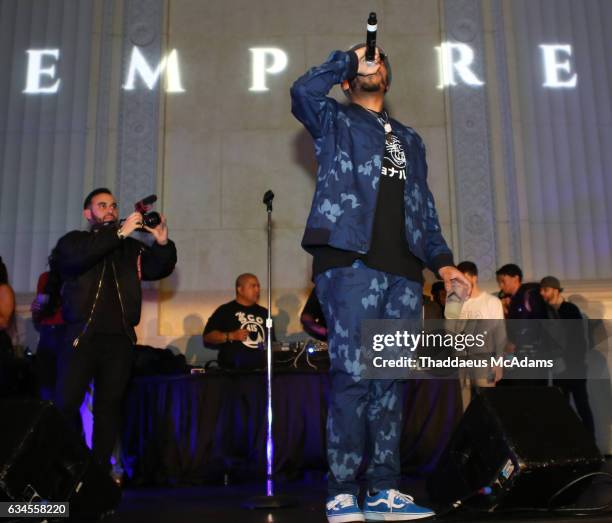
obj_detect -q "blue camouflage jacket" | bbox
[291,50,454,274]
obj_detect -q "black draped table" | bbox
[120,371,462,485]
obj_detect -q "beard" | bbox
[89,215,118,230]
[101,215,118,224]
[360,82,383,92]
[350,73,387,94]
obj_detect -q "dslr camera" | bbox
[135,194,161,229]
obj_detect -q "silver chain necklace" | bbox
[367,108,392,134]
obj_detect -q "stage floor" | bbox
[108,460,612,523]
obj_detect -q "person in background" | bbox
[31,253,66,402]
[496,264,548,386]
[540,276,595,436]
[203,273,275,370]
[423,281,446,320]
[496,264,548,321]
[0,256,16,396]
[456,261,506,408]
[53,187,177,473]
[300,288,328,341]
[0,256,14,349]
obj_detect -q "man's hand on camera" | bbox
[144,214,168,246]
[119,212,144,238]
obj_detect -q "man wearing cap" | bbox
[291,43,467,522]
[495,263,551,386]
[540,276,595,435]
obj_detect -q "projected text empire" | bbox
[21,43,578,94]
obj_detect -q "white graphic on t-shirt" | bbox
[381,134,407,180]
[235,311,266,349]
[385,135,406,168]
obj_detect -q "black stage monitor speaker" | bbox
[0,399,121,518]
[427,387,603,510]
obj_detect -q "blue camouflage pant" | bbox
[315,260,422,496]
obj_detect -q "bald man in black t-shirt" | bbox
[203,273,275,369]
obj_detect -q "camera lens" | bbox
[142,212,161,228]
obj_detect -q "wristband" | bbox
[117,228,126,240]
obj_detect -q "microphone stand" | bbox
[243,190,294,509]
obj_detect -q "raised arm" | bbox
[290,50,358,139]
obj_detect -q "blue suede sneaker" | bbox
[326,493,365,523]
[363,489,435,521]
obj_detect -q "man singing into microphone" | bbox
[291,43,467,522]
[53,188,177,475]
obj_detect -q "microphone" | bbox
[263,190,274,211]
[135,194,157,212]
[365,12,377,64]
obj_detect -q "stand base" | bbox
[242,494,296,509]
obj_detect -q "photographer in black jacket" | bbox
[53,188,177,471]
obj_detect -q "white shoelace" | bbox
[387,490,414,506]
[327,494,356,510]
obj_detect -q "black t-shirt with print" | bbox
[362,131,424,279]
[312,126,423,282]
[203,300,274,369]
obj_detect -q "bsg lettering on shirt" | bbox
[235,312,264,326]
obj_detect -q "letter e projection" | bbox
[23,49,61,94]
[540,44,577,88]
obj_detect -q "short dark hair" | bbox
[83,187,112,209]
[456,261,478,277]
[235,273,257,290]
[431,281,445,296]
[496,263,523,281]
[0,256,8,285]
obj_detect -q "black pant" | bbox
[553,378,596,436]
[0,330,14,398]
[56,331,133,470]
